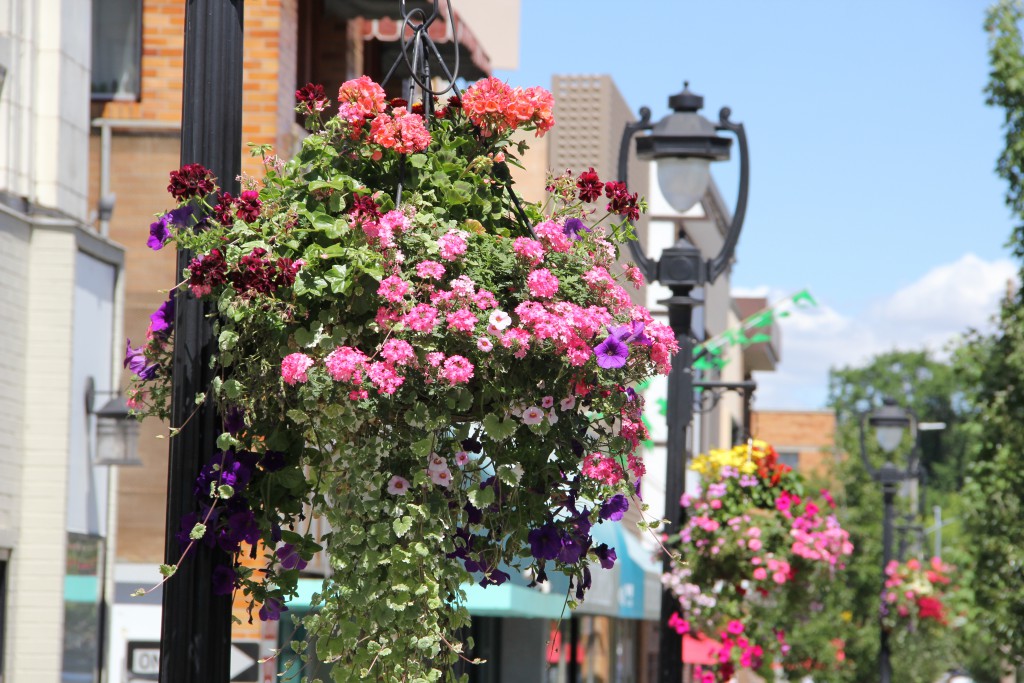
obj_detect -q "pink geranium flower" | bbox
[281,353,314,385]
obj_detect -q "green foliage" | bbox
[130,77,665,681]
[953,0,1024,670]
[826,350,1001,682]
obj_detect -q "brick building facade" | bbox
[751,409,839,481]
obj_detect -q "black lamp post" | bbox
[858,397,919,683]
[160,1,244,682]
[617,82,749,683]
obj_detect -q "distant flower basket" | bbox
[664,441,854,683]
[127,75,673,681]
[882,557,955,632]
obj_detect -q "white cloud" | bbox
[743,254,1017,410]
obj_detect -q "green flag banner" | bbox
[693,289,817,371]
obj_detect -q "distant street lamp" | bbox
[857,397,919,683]
[618,82,750,683]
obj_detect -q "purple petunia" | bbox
[607,321,652,347]
[223,405,246,435]
[258,596,288,621]
[148,295,175,339]
[528,524,562,561]
[558,536,584,564]
[124,339,158,379]
[599,495,629,521]
[593,334,629,369]
[276,543,308,571]
[147,206,194,251]
[562,217,588,240]
[593,543,617,570]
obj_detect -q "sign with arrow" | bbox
[230,641,260,682]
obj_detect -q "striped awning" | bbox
[325,0,491,80]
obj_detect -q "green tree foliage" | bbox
[956,0,1024,666]
[826,350,1006,682]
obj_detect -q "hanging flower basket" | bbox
[663,441,854,682]
[128,76,675,681]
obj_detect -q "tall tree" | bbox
[958,0,1024,665]
[828,350,988,682]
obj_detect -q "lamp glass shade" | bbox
[874,424,904,454]
[95,415,142,466]
[656,156,712,213]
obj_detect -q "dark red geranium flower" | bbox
[389,97,409,109]
[274,257,302,288]
[229,247,277,296]
[167,163,216,201]
[348,194,381,221]
[213,191,235,225]
[604,180,640,221]
[235,190,262,223]
[187,248,228,296]
[576,167,604,203]
[295,83,328,112]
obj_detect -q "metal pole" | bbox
[160,1,243,682]
[659,287,695,683]
[880,479,897,683]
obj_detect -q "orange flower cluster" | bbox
[461,76,555,137]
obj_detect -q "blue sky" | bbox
[495,0,1018,408]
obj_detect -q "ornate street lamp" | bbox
[618,83,750,683]
[858,397,919,683]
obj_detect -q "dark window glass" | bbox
[779,451,800,471]
[92,0,141,100]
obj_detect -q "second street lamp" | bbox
[858,397,919,683]
[618,82,750,683]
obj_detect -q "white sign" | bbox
[126,641,161,680]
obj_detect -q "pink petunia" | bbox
[387,475,411,495]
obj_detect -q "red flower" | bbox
[187,248,228,296]
[213,191,235,225]
[295,83,328,113]
[235,190,262,223]
[576,167,604,203]
[167,163,216,201]
[916,596,946,623]
[604,180,639,221]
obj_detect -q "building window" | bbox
[92,0,142,100]
[778,451,800,472]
